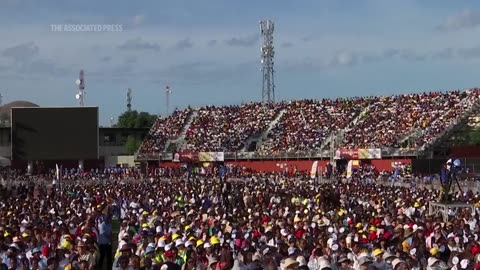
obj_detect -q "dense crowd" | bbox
[414,90,480,150]
[138,108,193,156]
[258,99,366,154]
[2,166,480,270]
[184,103,281,152]
[138,90,480,156]
[342,90,480,149]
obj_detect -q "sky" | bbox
[2,0,480,126]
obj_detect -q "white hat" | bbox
[281,229,288,236]
[175,239,184,247]
[185,240,193,247]
[288,247,297,256]
[283,258,299,269]
[157,240,166,248]
[318,259,331,269]
[204,243,212,249]
[164,244,172,251]
[427,257,440,267]
[296,256,306,266]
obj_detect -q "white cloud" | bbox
[332,51,357,66]
[170,38,194,51]
[117,37,161,52]
[2,41,39,62]
[437,9,480,31]
[224,34,259,47]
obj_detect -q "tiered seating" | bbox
[137,89,480,156]
[258,98,367,153]
[183,102,281,151]
[138,108,192,154]
[414,89,480,148]
[342,91,480,148]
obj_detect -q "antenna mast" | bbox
[75,70,86,106]
[260,20,275,103]
[127,88,132,111]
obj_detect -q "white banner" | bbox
[198,152,224,162]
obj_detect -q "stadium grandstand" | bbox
[136,89,480,162]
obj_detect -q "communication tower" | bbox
[260,20,275,103]
[75,70,86,106]
[127,88,132,111]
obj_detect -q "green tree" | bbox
[115,110,157,128]
[469,128,480,146]
[125,135,142,155]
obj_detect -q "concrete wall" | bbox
[99,146,128,157]
[0,146,10,158]
[105,155,135,167]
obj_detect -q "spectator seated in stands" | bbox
[258,98,367,154]
[138,108,192,156]
[183,102,282,151]
[342,90,480,149]
[138,89,480,155]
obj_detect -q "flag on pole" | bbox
[166,85,172,94]
[310,161,318,179]
[56,163,61,181]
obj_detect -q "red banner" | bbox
[173,152,198,162]
[173,152,224,162]
[336,149,359,159]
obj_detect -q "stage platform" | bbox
[429,202,475,222]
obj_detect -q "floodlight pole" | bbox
[166,85,171,116]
